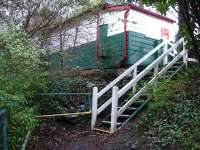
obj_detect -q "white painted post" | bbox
[183,39,188,69]
[186,49,188,69]
[154,64,159,91]
[111,86,119,133]
[91,87,98,130]
[163,41,168,65]
[132,67,137,94]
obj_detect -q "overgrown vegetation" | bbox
[0,29,48,149]
[136,66,200,149]
[39,77,89,115]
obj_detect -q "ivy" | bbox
[136,67,200,149]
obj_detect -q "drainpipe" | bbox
[120,7,130,67]
[96,13,100,64]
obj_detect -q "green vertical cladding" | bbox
[63,42,96,70]
[49,30,161,72]
[126,31,161,66]
[49,52,62,73]
[98,24,123,68]
[49,43,96,72]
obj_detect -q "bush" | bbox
[0,28,48,149]
[39,77,89,115]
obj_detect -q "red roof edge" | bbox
[103,3,176,24]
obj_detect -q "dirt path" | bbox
[27,114,182,150]
[27,117,146,150]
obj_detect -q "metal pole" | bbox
[1,109,8,150]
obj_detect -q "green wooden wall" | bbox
[98,24,124,68]
[49,41,96,72]
[126,31,161,66]
[49,30,161,72]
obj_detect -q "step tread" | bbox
[168,70,176,72]
[134,100,145,103]
[93,128,111,134]
[119,114,131,117]
[171,65,181,68]
[118,107,137,110]
[102,121,122,125]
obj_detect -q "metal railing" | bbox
[38,92,92,112]
[91,38,188,133]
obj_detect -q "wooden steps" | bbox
[94,61,184,133]
[91,39,186,134]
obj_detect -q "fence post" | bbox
[111,86,119,133]
[163,40,168,65]
[0,109,8,150]
[132,67,137,94]
[2,121,8,150]
[183,39,188,69]
[91,87,98,130]
[154,64,159,91]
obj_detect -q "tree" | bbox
[0,28,48,149]
[0,0,90,43]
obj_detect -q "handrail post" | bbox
[154,63,159,91]
[111,86,119,133]
[132,67,137,94]
[91,87,98,130]
[163,40,168,65]
[183,39,188,69]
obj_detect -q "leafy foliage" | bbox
[0,29,48,149]
[39,77,89,115]
[136,67,200,149]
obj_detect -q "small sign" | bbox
[161,28,169,40]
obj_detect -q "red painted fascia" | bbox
[96,13,100,64]
[103,4,175,24]
[128,4,175,24]
[104,5,129,11]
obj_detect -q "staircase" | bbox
[91,38,188,134]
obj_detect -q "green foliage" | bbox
[141,0,176,14]
[136,67,200,149]
[0,28,48,149]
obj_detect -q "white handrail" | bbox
[97,38,183,115]
[118,50,185,116]
[97,41,166,98]
[91,38,185,131]
[118,38,184,98]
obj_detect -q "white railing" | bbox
[91,38,188,133]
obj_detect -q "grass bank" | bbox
[136,66,200,150]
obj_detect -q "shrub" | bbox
[0,28,48,149]
[39,77,89,115]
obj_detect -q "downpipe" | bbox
[120,8,130,67]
